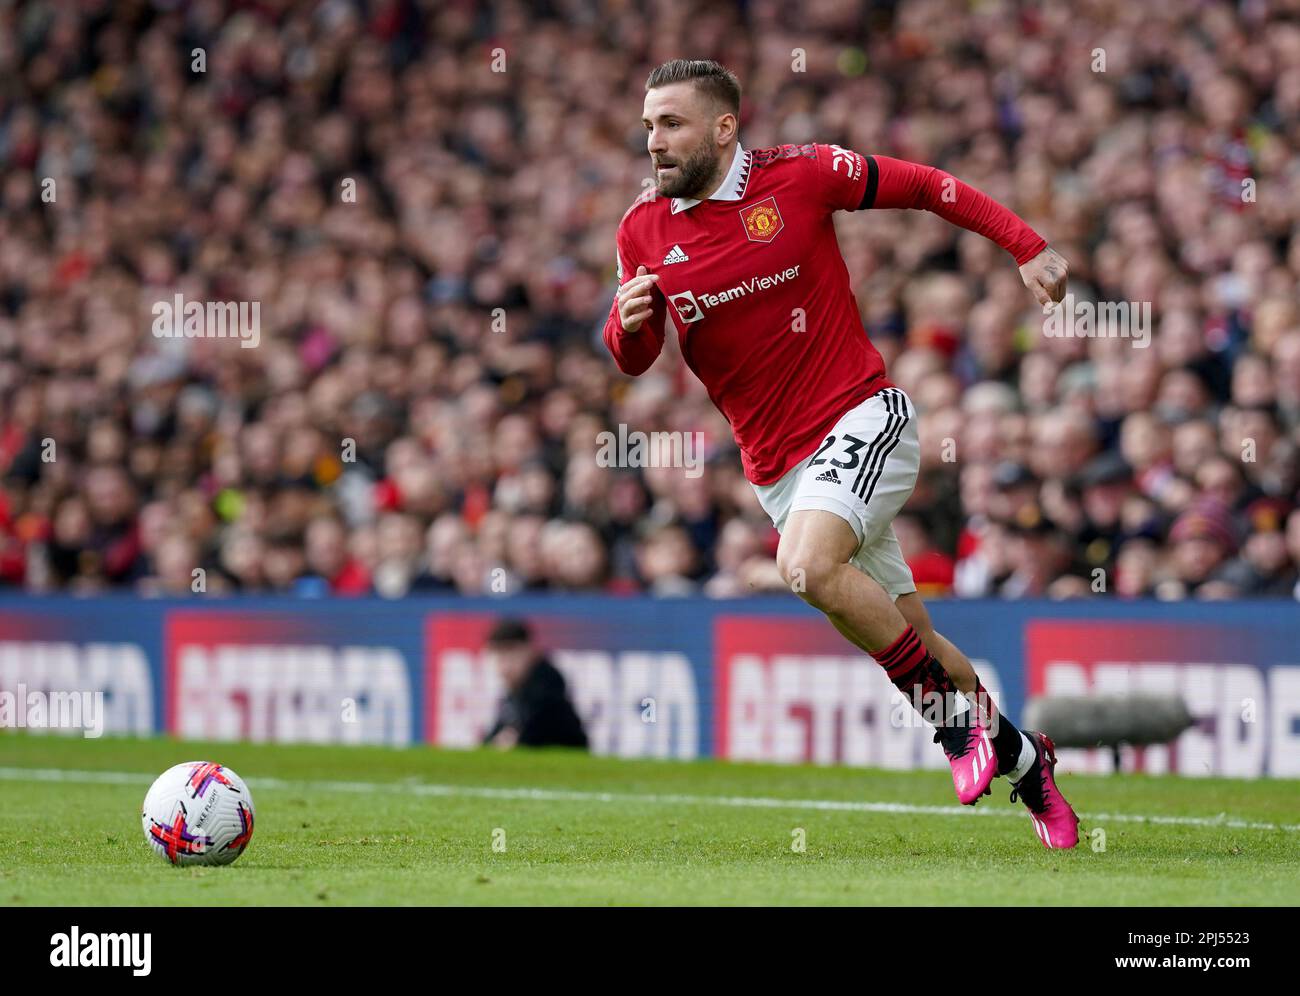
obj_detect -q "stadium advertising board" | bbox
[1,597,1296,779]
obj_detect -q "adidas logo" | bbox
[814,468,841,484]
[662,245,689,266]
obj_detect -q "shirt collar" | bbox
[670,143,751,214]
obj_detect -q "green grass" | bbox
[1,734,1297,906]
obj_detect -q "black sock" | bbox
[975,678,1025,775]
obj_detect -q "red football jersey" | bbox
[603,142,1046,485]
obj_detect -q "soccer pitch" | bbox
[1,736,1297,906]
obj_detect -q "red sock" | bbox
[872,625,960,725]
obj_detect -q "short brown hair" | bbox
[645,59,741,117]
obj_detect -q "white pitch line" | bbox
[0,766,1296,833]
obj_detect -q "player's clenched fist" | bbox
[1019,246,1069,314]
[617,265,660,332]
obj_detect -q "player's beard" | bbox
[654,138,723,199]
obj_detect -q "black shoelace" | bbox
[1009,743,1048,812]
[932,725,974,759]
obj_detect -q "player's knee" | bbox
[776,539,842,609]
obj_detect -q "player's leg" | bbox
[893,584,1079,846]
[806,529,984,715]
[767,390,1078,840]
[851,464,1078,843]
[778,509,996,803]
[893,593,977,694]
[783,516,980,696]
[802,527,1038,790]
[895,590,1032,774]
[769,388,997,803]
[776,508,902,648]
[770,387,922,655]
[778,494,1078,842]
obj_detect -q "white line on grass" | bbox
[2,766,1296,833]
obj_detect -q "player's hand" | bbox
[1019,247,1069,314]
[617,265,660,332]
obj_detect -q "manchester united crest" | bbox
[740,196,783,243]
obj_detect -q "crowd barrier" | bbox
[1,596,1297,778]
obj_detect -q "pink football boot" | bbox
[933,713,998,805]
[1010,731,1080,849]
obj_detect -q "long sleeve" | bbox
[863,155,1047,265]
[601,223,667,376]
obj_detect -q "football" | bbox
[141,762,255,867]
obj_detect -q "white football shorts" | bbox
[752,386,920,598]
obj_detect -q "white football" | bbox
[141,762,255,866]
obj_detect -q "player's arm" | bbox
[864,155,1067,311]
[601,224,667,376]
[811,144,1067,310]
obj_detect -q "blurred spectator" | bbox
[481,618,588,750]
[0,0,1297,601]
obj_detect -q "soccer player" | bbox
[602,59,1079,848]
